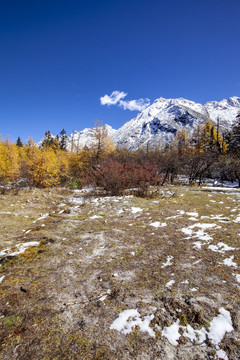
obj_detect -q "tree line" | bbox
[0,115,240,194]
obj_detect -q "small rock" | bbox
[20,286,27,293]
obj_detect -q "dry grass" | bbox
[0,186,240,359]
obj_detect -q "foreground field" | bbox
[0,186,240,359]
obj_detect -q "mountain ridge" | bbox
[40,96,240,150]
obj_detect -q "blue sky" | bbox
[0,0,239,142]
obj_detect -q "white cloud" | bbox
[100,90,127,106]
[100,90,150,111]
[119,98,150,111]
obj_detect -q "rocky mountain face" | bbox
[111,97,240,150]
[40,96,240,150]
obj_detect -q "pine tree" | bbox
[229,112,240,156]
[16,136,23,147]
[60,129,68,150]
[41,131,54,148]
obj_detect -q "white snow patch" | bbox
[110,309,155,337]
[208,242,236,253]
[161,255,173,268]
[234,215,240,223]
[150,221,167,228]
[131,207,143,214]
[69,196,86,205]
[193,241,203,249]
[186,212,198,217]
[191,223,219,230]
[90,215,101,219]
[166,280,175,288]
[162,307,233,350]
[0,275,5,283]
[98,295,107,302]
[0,241,40,257]
[216,349,228,360]
[222,256,238,268]
[181,228,193,236]
[162,319,181,346]
[176,210,185,215]
[208,308,233,345]
[234,274,240,283]
[33,213,49,223]
[166,215,181,220]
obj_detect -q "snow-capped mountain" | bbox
[39,96,240,150]
[111,96,240,150]
[112,97,209,150]
[205,97,240,129]
[67,125,116,151]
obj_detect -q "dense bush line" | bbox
[1,117,240,194]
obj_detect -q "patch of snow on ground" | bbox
[234,274,240,283]
[181,222,220,249]
[33,213,49,223]
[192,259,201,265]
[208,242,236,253]
[222,256,238,268]
[150,221,167,228]
[176,210,185,215]
[162,319,181,346]
[234,215,240,223]
[216,349,228,360]
[0,275,5,283]
[181,228,193,236]
[131,207,143,214]
[186,212,198,217]
[162,307,233,351]
[166,280,175,288]
[0,241,40,258]
[90,215,101,219]
[208,308,233,345]
[161,255,173,268]
[110,309,155,337]
[192,223,219,230]
[166,215,181,220]
[193,241,203,249]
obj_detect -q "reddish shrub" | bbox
[85,159,160,196]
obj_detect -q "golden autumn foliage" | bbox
[93,122,115,161]
[0,139,21,181]
[193,120,228,153]
[26,147,69,188]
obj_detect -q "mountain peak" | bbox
[40,96,240,151]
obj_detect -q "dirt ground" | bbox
[0,186,240,359]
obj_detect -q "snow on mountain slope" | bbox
[112,97,209,150]
[39,96,240,151]
[205,96,240,129]
[67,125,117,151]
[111,96,240,150]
